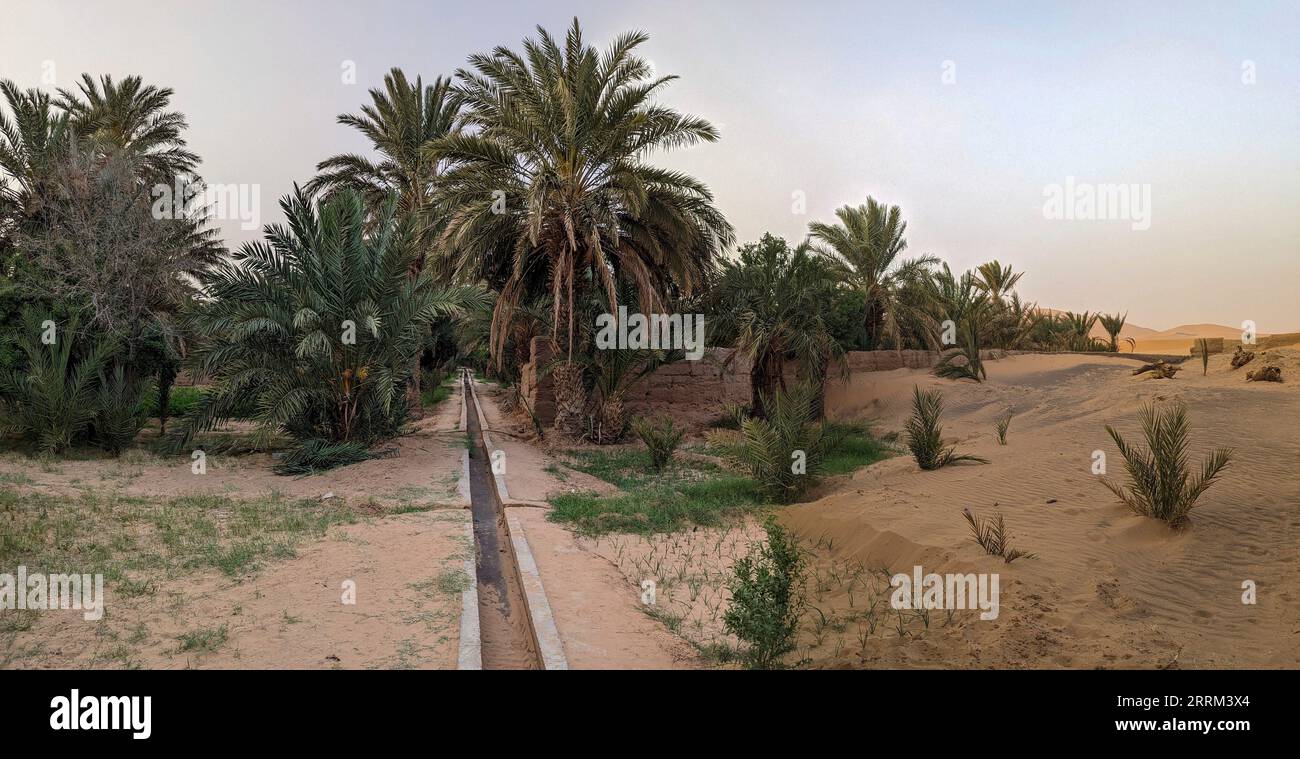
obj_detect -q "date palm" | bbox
[974,260,1024,300]
[0,81,71,247]
[55,74,197,183]
[306,68,459,266]
[434,18,733,372]
[177,189,486,449]
[809,198,937,350]
[1099,312,1127,352]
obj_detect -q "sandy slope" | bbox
[799,351,1300,668]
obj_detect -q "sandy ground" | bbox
[803,349,1300,668]
[2,386,472,670]
[472,380,699,668]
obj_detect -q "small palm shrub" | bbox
[0,311,107,453]
[994,410,1012,445]
[963,508,1035,563]
[724,383,832,502]
[631,414,684,472]
[935,323,986,382]
[724,516,806,670]
[93,365,153,455]
[905,386,987,470]
[1102,402,1233,527]
[1196,338,1210,375]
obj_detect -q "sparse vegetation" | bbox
[962,508,1035,563]
[1102,402,1233,527]
[905,386,987,470]
[994,410,1012,445]
[724,517,806,669]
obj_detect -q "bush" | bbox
[631,414,684,471]
[724,516,806,669]
[723,383,832,502]
[1102,402,1232,527]
[93,365,153,455]
[0,311,107,453]
[905,386,987,470]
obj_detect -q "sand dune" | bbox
[794,350,1300,668]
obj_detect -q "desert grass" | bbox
[1102,402,1233,527]
[905,386,988,470]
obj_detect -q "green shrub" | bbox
[631,414,684,471]
[724,516,806,669]
[723,383,833,502]
[905,386,987,470]
[1102,402,1232,527]
[93,365,153,455]
[0,311,108,453]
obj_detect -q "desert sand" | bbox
[797,349,1300,667]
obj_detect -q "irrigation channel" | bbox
[461,370,544,669]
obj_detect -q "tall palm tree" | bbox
[55,74,197,183]
[307,68,464,408]
[710,234,842,419]
[808,198,937,350]
[306,68,459,265]
[434,18,733,379]
[0,81,72,251]
[1099,312,1128,352]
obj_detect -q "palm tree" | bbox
[55,74,197,183]
[710,235,842,419]
[974,260,1024,300]
[1061,310,1104,351]
[306,68,459,261]
[1099,312,1127,352]
[808,198,937,350]
[433,18,733,433]
[307,68,463,408]
[178,189,486,449]
[0,81,71,251]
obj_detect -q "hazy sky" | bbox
[3,1,1297,331]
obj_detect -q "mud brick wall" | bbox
[519,344,1014,425]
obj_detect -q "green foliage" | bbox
[722,383,833,502]
[272,439,386,476]
[0,311,107,453]
[1099,312,1128,352]
[93,365,153,455]
[724,516,806,670]
[709,235,842,418]
[904,386,988,470]
[1196,338,1210,375]
[178,189,485,450]
[631,414,684,471]
[934,321,986,382]
[435,19,732,367]
[1102,403,1233,527]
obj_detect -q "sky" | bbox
[2,0,1297,331]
